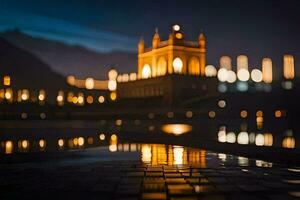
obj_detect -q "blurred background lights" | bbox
[251,69,263,82]
[262,58,273,83]
[98,95,105,103]
[220,56,232,70]
[237,132,249,145]
[226,70,236,83]
[217,68,228,82]
[237,68,250,81]
[85,78,94,89]
[205,65,217,77]
[173,24,180,31]
[283,55,294,79]
[237,55,248,72]
[226,132,236,143]
[218,100,226,108]
[108,69,118,80]
[108,80,117,91]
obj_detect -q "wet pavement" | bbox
[1,143,300,199]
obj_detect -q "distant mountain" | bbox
[0,30,137,79]
[0,37,76,103]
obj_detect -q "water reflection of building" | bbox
[140,144,206,167]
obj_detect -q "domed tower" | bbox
[152,28,160,49]
[198,33,206,76]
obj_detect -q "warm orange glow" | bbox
[3,75,11,86]
[86,95,93,104]
[98,95,105,103]
[141,144,152,164]
[220,56,232,70]
[208,111,216,118]
[129,73,137,81]
[262,58,273,83]
[115,119,122,126]
[38,90,46,101]
[282,136,296,148]
[256,110,263,117]
[161,124,192,136]
[21,140,29,149]
[77,93,84,105]
[57,90,64,105]
[185,111,193,118]
[111,134,117,141]
[218,100,226,108]
[108,69,118,80]
[240,110,248,118]
[237,55,248,72]
[85,78,94,89]
[264,133,273,146]
[110,92,117,101]
[188,57,200,75]
[58,139,64,148]
[173,146,184,165]
[4,89,12,100]
[99,133,105,140]
[5,141,13,154]
[39,139,46,149]
[73,138,78,146]
[175,32,183,39]
[283,55,294,79]
[67,75,76,86]
[275,110,282,118]
[21,89,29,101]
[78,137,84,146]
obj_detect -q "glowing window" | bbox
[142,64,151,79]
[173,57,183,73]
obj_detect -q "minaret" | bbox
[138,37,145,54]
[152,28,160,49]
[198,33,206,76]
[138,37,145,79]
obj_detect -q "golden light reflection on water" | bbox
[161,124,192,136]
[140,144,206,167]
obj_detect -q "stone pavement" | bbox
[0,144,300,199]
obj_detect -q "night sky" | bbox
[0,0,299,73]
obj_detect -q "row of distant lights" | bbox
[3,133,115,154]
[218,127,295,148]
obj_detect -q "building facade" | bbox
[137,25,206,79]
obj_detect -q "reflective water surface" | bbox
[1,133,300,199]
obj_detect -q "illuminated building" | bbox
[117,25,217,105]
[138,25,206,78]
